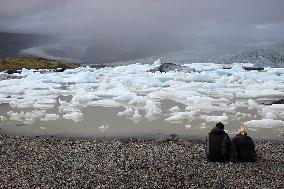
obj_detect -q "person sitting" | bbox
[230,125,256,162]
[207,122,231,162]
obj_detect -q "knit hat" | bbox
[239,125,246,134]
[216,122,224,130]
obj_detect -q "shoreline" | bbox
[1,132,283,143]
[0,134,283,188]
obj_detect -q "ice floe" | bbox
[117,108,134,117]
[40,114,60,121]
[0,59,283,129]
[98,125,110,133]
[63,112,83,123]
[165,111,197,123]
[200,114,228,123]
[244,119,284,128]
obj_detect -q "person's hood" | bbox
[236,133,248,137]
[210,126,225,134]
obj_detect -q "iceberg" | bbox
[244,119,284,128]
[63,112,83,123]
[1,59,284,125]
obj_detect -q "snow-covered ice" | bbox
[0,59,283,137]
[63,112,83,123]
[244,119,284,128]
[98,125,110,133]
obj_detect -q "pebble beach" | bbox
[0,134,283,188]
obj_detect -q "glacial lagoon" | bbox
[0,60,284,140]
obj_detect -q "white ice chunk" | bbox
[7,111,25,121]
[68,71,98,83]
[247,99,259,110]
[154,59,161,66]
[264,112,276,119]
[184,72,219,83]
[0,97,18,104]
[117,108,134,117]
[270,104,284,110]
[165,111,196,123]
[144,100,161,121]
[183,63,222,72]
[33,103,55,109]
[231,65,245,72]
[71,91,100,104]
[236,89,284,98]
[98,125,109,133]
[40,114,60,121]
[200,114,228,123]
[200,123,207,129]
[37,99,57,104]
[58,98,79,113]
[0,116,7,121]
[25,110,46,119]
[169,106,180,113]
[128,96,148,105]
[113,94,136,103]
[185,124,192,129]
[63,111,83,122]
[244,119,284,128]
[87,99,121,108]
[235,101,248,108]
[131,109,143,123]
[7,110,46,124]
[9,99,35,108]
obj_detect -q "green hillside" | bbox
[0,57,79,71]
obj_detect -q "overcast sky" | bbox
[0,0,284,60]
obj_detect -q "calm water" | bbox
[0,99,283,140]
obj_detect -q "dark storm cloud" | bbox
[1,0,283,38]
[0,0,284,62]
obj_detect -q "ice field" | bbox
[0,59,284,139]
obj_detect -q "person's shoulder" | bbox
[245,135,254,141]
[232,134,241,141]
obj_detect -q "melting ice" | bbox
[0,60,284,137]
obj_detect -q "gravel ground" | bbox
[0,134,283,189]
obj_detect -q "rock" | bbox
[149,63,194,73]
[222,66,264,71]
[55,68,66,72]
[242,67,264,71]
[5,69,21,74]
[0,74,24,80]
[271,99,284,104]
[260,99,284,105]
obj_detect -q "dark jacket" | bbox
[230,133,256,162]
[207,127,231,162]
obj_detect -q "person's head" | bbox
[216,122,224,130]
[239,125,247,134]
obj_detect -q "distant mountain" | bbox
[0,32,52,57]
[209,47,284,67]
[0,32,184,64]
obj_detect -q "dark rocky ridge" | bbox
[149,63,194,73]
[149,62,265,73]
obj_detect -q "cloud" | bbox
[0,0,284,62]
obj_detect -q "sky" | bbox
[0,0,284,62]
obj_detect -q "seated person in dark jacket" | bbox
[230,126,256,162]
[207,122,231,162]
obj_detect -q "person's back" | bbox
[230,126,256,162]
[207,122,230,162]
